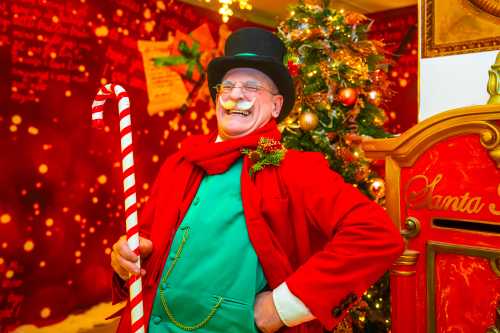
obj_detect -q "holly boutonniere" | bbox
[242,137,287,176]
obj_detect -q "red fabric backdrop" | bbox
[0,1,417,331]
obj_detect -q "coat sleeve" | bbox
[284,152,405,330]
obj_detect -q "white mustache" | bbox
[219,95,256,111]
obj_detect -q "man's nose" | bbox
[228,85,244,99]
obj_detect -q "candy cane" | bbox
[91,84,145,333]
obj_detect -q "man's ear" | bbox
[272,95,284,118]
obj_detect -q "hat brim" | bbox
[207,56,295,122]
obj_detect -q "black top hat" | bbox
[207,27,295,121]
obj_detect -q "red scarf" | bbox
[180,120,281,175]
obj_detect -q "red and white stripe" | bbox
[91,84,145,333]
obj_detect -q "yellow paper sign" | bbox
[138,39,189,116]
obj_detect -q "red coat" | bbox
[113,149,404,332]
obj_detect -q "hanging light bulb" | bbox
[205,0,252,22]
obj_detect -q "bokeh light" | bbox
[40,307,51,319]
[5,270,14,279]
[97,175,107,184]
[1,213,11,224]
[24,240,35,252]
[11,114,22,125]
[38,164,48,174]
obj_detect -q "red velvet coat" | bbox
[113,148,404,332]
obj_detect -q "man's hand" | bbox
[254,291,284,333]
[110,235,153,281]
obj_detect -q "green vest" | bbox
[149,158,267,332]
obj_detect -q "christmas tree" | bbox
[277,1,394,332]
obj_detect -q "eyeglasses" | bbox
[214,81,279,97]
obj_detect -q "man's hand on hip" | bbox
[254,291,285,333]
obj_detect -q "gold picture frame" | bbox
[422,0,500,58]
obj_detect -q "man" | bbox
[111,27,404,333]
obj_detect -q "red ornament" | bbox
[337,88,358,106]
[287,60,300,77]
[327,132,337,141]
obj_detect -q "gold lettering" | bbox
[458,192,471,212]
[488,183,500,216]
[466,197,485,214]
[431,195,442,210]
[404,174,489,216]
[405,174,442,210]
[440,196,461,211]
[489,204,500,215]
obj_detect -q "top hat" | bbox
[207,27,295,121]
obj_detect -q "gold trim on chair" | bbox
[479,122,500,168]
[394,249,420,266]
[362,105,500,167]
[491,257,500,277]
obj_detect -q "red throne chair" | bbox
[363,105,500,333]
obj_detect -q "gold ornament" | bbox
[368,178,386,199]
[299,111,319,131]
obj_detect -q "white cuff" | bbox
[272,282,316,327]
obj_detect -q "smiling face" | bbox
[216,68,284,140]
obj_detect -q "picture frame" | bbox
[422,0,500,58]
